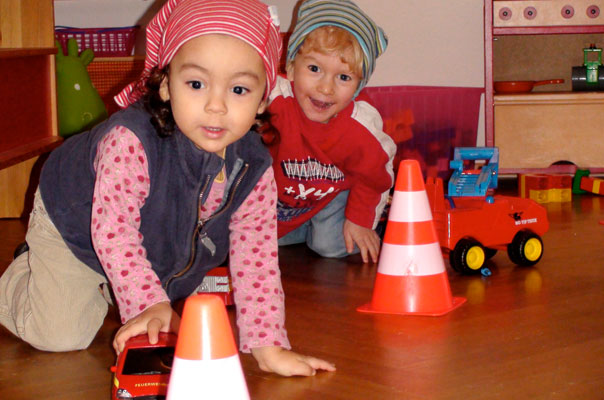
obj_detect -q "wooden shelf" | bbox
[494,25,604,35]
[494,91,604,104]
[0,47,56,58]
[0,136,63,171]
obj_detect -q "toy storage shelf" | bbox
[485,0,604,174]
[0,0,59,218]
[0,48,62,170]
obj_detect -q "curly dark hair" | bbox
[141,65,176,137]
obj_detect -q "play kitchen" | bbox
[489,0,604,172]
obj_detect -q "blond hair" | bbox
[288,26,363,78]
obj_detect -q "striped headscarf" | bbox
[287,0,388,96]
[115,0,282,108]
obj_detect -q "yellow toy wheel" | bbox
[508,230,544,266]
[523,237,543,262]
[465,245,486,271]
[450,238,486,274]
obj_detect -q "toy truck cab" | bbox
[110,333,176,400]
[194,266,234,305]
[426,147,549,274]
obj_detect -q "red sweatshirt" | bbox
[268,77,396,237]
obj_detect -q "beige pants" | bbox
[0,189,109,351]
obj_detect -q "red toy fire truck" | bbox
[110,333,176,400]
[426,147,549,274]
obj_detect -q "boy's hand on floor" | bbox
[113,301,180,354]
[343,219,380,263]
[251,346,336,377]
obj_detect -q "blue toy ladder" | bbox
[448,147,499,197]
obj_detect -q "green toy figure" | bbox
[55,38,108,138]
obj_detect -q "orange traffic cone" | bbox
[167,294,249,399]
[358,159,466,316]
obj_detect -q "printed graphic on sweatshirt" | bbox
[282,183,336,201]
[277,157,344,222]
[280,157,345,183]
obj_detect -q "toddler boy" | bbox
[267,0,395,263]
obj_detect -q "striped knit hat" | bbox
[115,0,282,108]
[287,0,388,95]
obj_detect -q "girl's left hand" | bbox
[113,301,180,354]
[251,346,336,376]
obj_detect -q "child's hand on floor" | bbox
[113,301,180,354]
[251,346,336,377]
[343,219,380,263]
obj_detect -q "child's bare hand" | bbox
[113,301,180,354]
[251,346,336,377]
[343,219,380,263]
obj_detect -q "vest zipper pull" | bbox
[199,233,216,256]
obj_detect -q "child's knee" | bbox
[27,328,94,352]
[307,240,349,258]
[24,300,107,352]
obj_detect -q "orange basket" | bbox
[87,58,146,116]
[55,26,140,57]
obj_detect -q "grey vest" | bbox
[40,102,272,300]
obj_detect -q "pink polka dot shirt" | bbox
[91,126,290,352]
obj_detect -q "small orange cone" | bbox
[358,160,466,316]
[167,294,249,399]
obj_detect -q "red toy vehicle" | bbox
[110,333,176,400]
[426,147,549,274]
[195,266,234,306]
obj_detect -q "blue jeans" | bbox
[278,190,359,258]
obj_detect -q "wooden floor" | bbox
[1,181,604,399]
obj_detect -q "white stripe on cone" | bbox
[388,191,433,222]
[167,354,250,399]
[378,242,446,276]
